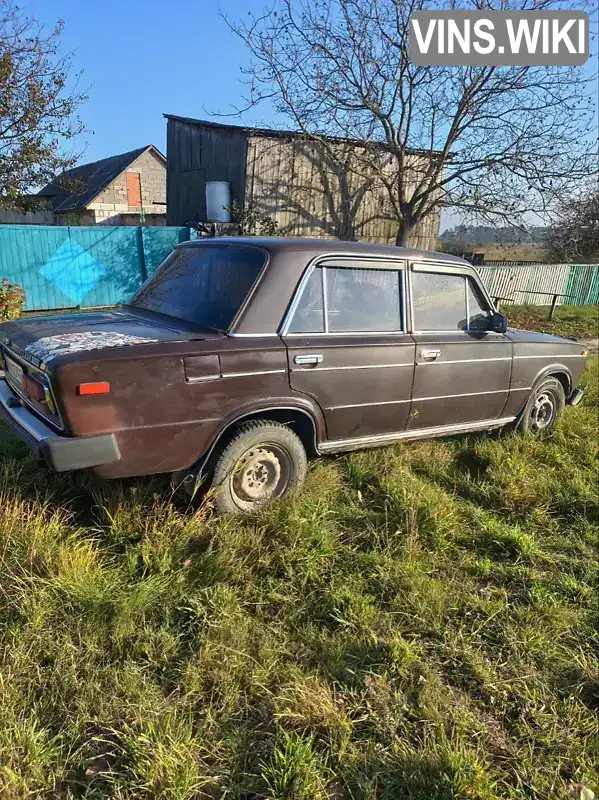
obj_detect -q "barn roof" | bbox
[164,114,433,158]
[37,145,166,212]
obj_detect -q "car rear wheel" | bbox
[210,420,308,515]
[517,376,565,435]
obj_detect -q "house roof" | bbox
[37,145,166,212]
[163,114,433,158]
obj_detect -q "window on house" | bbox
[127,172,142,207]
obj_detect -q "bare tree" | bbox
[227,0,597,246]
[546,191,599,263]
[0,1,86,206]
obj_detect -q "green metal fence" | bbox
[477,263,598,306]
[0,224,197,311]
[564,264,599,306]
[1,225,597,312]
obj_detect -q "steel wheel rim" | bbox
[230,443,293,509]
[530,391,555,432]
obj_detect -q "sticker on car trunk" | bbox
[24,331,159,364]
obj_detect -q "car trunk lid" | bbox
[0,308,221,369]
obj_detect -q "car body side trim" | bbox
[227,332,280,338]
[514,354,586,360]
[285,331,409,337]
[318,415,517,453]
[413,388,523,402]
[417,357,512,365]
[328,387,531,411]
[221,369,287,379]
[328,398,412,410]
[291,362,413,373]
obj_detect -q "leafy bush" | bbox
[229,200,282,236]
[0,279,26,321]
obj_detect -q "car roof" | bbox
[178,236,469,266]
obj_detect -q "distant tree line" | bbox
[545,192,598,264]
[441,191,598,263]
[440,225,550,245]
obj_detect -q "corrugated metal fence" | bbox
[0,224,197,311]
[0,224,597,311]
[477,263,598,306]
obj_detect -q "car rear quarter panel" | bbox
[54,336,324,479]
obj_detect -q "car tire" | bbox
[210,419,308,515]
[516,376,566,435]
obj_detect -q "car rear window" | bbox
[128,245,266,331]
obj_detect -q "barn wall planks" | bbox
[245,134,440,249]
[167,118,247,226]
[167,117,440,248]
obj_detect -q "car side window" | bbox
[467,277,493,331]
[326,267,402,332]
[287,268,325,333]
[287,264,403,333]
[412,271,467,331]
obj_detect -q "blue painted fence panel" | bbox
[0,224,196,311]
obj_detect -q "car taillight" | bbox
[22,374,57,415]
[23,375,46,401]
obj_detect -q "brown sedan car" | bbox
[0,238,587,513]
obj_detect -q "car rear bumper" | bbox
[0,379,120,472]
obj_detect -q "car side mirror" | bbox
[491,311,508,333]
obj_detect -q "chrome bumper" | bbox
[567,388,584,406]
[0,379,120,472]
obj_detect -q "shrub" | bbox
[0,279,26,321]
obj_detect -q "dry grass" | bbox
[0,323,597,798]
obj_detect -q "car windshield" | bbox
[128,245,266,331]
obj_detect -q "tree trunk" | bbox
[395,218,415,247]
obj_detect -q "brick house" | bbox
[36,145,167,226]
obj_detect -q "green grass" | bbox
[502,304,598,341]
[1,326,598,798]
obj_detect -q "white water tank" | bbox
[206,181,231,223]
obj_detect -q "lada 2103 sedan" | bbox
[0,238,587,513]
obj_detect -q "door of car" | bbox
[281,258,416,442]
[407,261,512,430]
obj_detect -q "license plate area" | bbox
[2,351,63,430]
[5,356,24,388]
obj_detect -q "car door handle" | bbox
[294,354,323,367]
[419,349,441,361]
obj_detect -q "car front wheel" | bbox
[210,419,308,515]
[517,376,566,435]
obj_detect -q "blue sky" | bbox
[31,1,597,233]
[32,0,278,162]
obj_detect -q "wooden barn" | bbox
[165,115,441,250]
